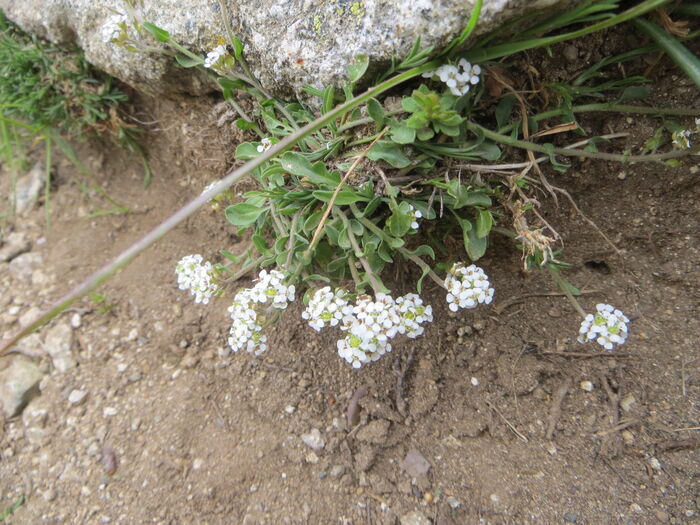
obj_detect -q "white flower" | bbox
[175,254,222,304]
[227,289,268,355]
[256,138,272,153]
[337,331,391,369]
[204,45,227,69]
[395,293,433,338]
[444,262,494,312]
[672,129,693,149]
[407,204,422,230]
[249,269,295,309]
[101,13,126,44]
[577,303,629,351]
[301,287,352,331]
[426,59,482,96]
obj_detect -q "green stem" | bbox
[466,0,673,63]
[336,207,383,294]
[548,267,587,319]
[284,213,300,270]
[397,247,445,289]
[500,103,700,135]
[229,256,265,282]
[468,121,699,163]
[336,109,404,133]
[347,253,365,291]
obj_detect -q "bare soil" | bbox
[1,29,699,525]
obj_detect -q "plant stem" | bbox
[500,103,700,135]
[347,253,365,291]
[336,109,404,133]
[229,256,265,281]
[466,0,673,63]
[468,121,698,163]
[284,213,300,270]
[336,207,383,294]
[548,267,587,319]
[397,247,445,289]
[304,128,387,259]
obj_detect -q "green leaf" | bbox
[347,54,370,83]
[280,152,340,186]
[367,98,384,128]
[322,86,335,115]
[337,229,352,250]
[447,179,492,208]
[142,22,170,43]
[367,141,411,168]
[303,274,331,284]
[389,119,416,144]
[401,97,421,113]
[475,209,493,238]
[464,223,488,261]
[617,85,650,102]
[232,36,245,60]
[495,94,516,128]
[385,201,413,237]
[220,249,240,263]
[252,235,270,254]
[175,54,204,68]
[234,142,260,161]
[235,118,257,130]
[225,203,267,227]
[312,189,369,205]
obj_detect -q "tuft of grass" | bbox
[0,10,151,223]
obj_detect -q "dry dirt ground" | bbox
[1,33,699,525]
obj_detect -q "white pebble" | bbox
[70,313,82,328]
[68,389,88,406]
[580,380,594,392]
[103,407,118,417]
[470,377,479,386]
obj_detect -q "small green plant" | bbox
[0,494,25,521]
[0,10,151,222]
[3,0,700,364]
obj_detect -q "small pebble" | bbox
[580,380,594,392]
[70,313,81,328]
[649,457,662,471]
[563,512,579,523]
[470,377,479,387]
[620,394,636,412]
[103,407,118,417]
[285,405,296,414]
[447,495,461,510]
[192,458,204,470]
[68,389,88,406]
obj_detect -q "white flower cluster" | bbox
[407,204,422,230]
[101,13,127,44]
[444,262,494,312]
[577,303,629,351]
[338,293,433,369]
[257,138,272,153]
[301,287,352,331]
[175,254,222,304]
[672,119,700,149]
[204,45,228,69]
[227,269,295,355]
[423,58,481,96]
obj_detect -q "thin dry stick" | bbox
[493,289,599,315]
[594,419,639,437]
[485,400,529,442]
[307,128,387,252]
[546,376,572,440]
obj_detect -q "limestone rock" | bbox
[0,355,46,418]
[0,0,582,98]
[0,232,31,263]
[44,322,77,372]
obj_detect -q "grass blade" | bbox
[633,17,700,88]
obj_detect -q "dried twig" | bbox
[394,347,416,418]
[655,438,700,453]
[486,400,528,442]
[493,289,598,315]
[546,376,572,440]
[346,386,369,429]
[594,418,640,437]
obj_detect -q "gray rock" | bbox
[0,355,46,418]
[44,322,77,372]
[356,419,390,444]
[301,428,325,451]
[400,511,431,525]
[14,162,44,215]
[9,252,43,283]
[0,0,582,98]
[0,232,31,263]
[401,448,431,478]
[68,389,88,406]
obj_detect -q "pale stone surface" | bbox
[0,0,579,98]
[0,355,46,418]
